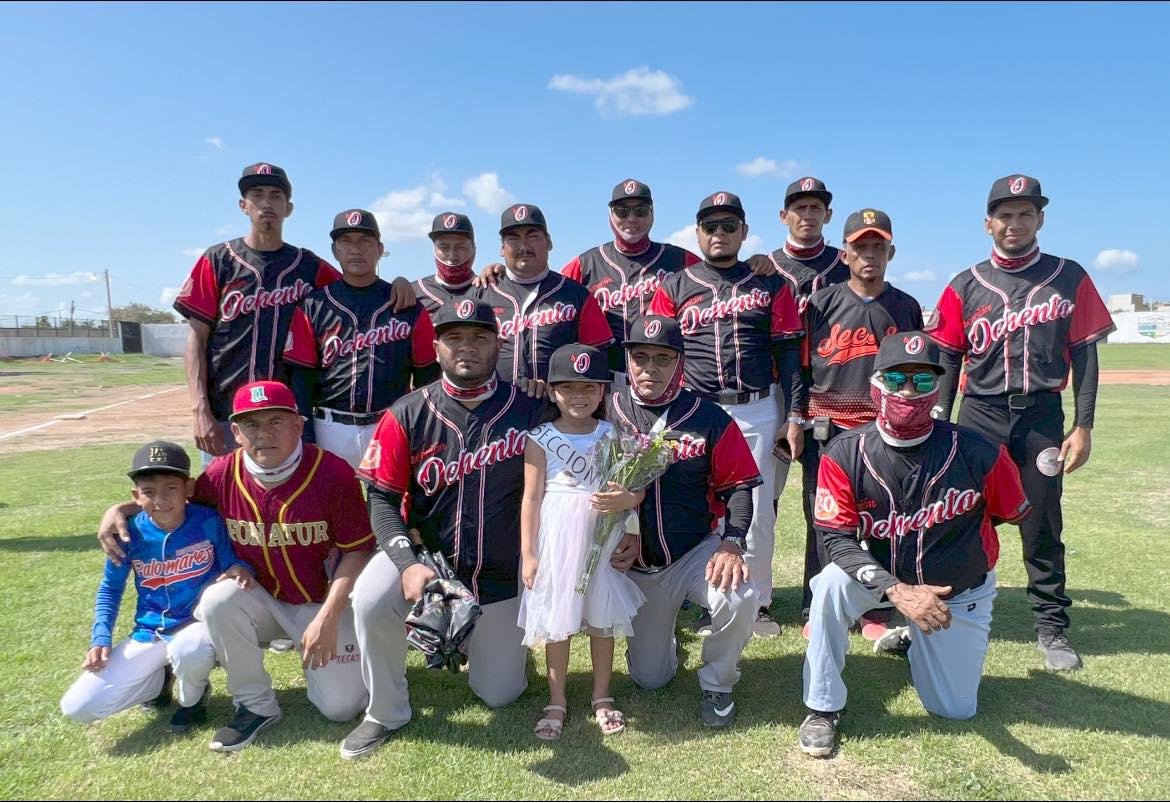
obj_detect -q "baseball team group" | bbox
[59,161,1116,760]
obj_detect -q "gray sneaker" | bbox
[752,608,782,638]
[699,690,736,728]
[208,706,281,753]
[798,710,840,757]
[340,719,395,760]
[1038,630,1083,671]
[268,638,296,654]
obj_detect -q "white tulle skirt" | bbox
[518,490,646,648]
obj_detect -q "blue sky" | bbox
[1,2,1166,321]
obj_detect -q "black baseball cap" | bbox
[429,212,475,241]
[128,440,191,480]
[499,203,548,235]
[873,331,944,373]
[784,176,833,208]
[330,209,381,241]
[987,174,1049,214]
[547,344,611,384]
[238,162,292,198]
[843,208,893,243]
[610,179,653,206]
[623,315,685,354]
[696,191,746,222]
[432,299,499,335]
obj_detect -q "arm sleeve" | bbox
[721,485,754,541]
[411,309,437,368]
[91,558,131,648]
[769,284,803,338]
[772,339,803,414]
[367,486,420,574]
[209,513,251,576]
[328,464,376,551]
[647,286,677,318]
[928,285,970,353]
[936,348,964,420]
[289,365,318,443]
[822,530,898,596]
[314,260,342,288]
[578,294,615,349]
[192,467,222,509]
[357,408,411,494]
[282,307,319,368]
[1070,341,1100,429]
[683,251,702,267]
[985,444,1031,525]
[710,420,763,497]
[561,256,583,282]
[173,254,219,324]
[1068,273,1117,347]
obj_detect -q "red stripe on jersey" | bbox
[315,261,342,288]
[682,251,702,267]
[1068,273,1117,348]
[769,283,803,338]
[357,410,411,495]
[814,453,859,531]
[978,446,1027,571]
[411,309,437,369]
[561,256,583,282]
[578,294,616,349]
[928,284,970,353]
[174,254,220,323]
[647,286,677,317]
[282,306,318,367]
[709,420,761,495]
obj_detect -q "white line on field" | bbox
[0,387,182,442]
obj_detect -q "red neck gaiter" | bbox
[628,353,685,408]
[991,243,1041,271]
[610,219,652,256]
[441,373,497,402]
[785,237,826,260]
[435,257,475,289]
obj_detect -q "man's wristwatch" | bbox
[721,534,747,553]
[787,414,807,426]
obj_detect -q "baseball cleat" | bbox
[169,686,210,734]
[267,638,296,654]
[208,706,281,752]
[873,625,912,655]
[752,608,782,638]
[690,609,714,637]
[140,665,174,711]
[699,690,736,728]
[1037,630,1083,672]
[340,719,395,760]
[798,710,840,757]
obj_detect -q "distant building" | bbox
[1108,293,1150,313]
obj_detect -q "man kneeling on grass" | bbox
[799,333,1029,757]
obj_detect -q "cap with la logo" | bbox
[499,203,548,235]
[330,208,381,241]
[238,162,292,198]
[610,178,653,206]
[429,212,475,241]
[987,174,1049,213]
[547,343,611,384]
[128,440,192,479]
[229,380,300,420]
[696,191,745,222]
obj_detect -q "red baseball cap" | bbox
[230,381,299,420]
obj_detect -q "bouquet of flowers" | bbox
[576,422,677,595]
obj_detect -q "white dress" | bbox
[518,420,646,648]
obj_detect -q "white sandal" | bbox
[534,704,567,741]
[591,697,626,736]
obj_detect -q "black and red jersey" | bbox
[173,238,340,420]
[562,241,700,371]
[475,273,614,382]
[415,275,477,315]
[803,282,923,428]
[768,243,849,314]
[357,381,546,604]
[283,279,437,414]
[929,254,1115,396]
[608,389,761,570]
[815,421,1029,595]
[648,261,803,395]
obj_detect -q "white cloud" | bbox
[1093,248,1140,273]
[182,247,204,258]
[215,224,234,236]
[666,226,763,258]
[370,175,466,242]
[548,67,693,117]
[12,272,99,287]
[160,286,180,306]
[903,270,936,282]
[735,157,802,179]
[463,173,515,213]
[205,136,224,150]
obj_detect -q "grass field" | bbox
[1,348,1168,799]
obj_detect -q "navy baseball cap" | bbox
[128,440,191,480]
[547,344,611,384]
[874,331,944,373]
[784,176,833,208]
[499,203,548,236]
[987,174,1049,213]
[429,212,475,241]
[330,209,381,241]
[843,208,893,243]
[238,162,292,198]
[623,315,685,354]
[610,179,653,206]
[432,299,499,335]
[696,191,745,222]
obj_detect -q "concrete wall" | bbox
[1108,311,1170,344]
[141,323,189,357]
[0,336,123,358]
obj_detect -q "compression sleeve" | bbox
[1071,341,1100,429]
[367,486,419,574]
[772,338,804,414]
[936,348,964,420]
[288,365,318,443]
[722,485,754,542]
[821,529,898,597]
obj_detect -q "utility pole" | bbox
[104,269,115,337]
[70,300,75,336]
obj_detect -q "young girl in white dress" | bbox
[518,344,646,740]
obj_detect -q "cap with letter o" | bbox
[230,380,300,421]
[784,176,833,209]
[429,212,475,241]
[610,178,653,206]
[128,440,191,480]
[547,343,611,384]
[623,315,685,354]
[843,208,893,243]
[499,203,548,236]
[696,191,746,222]
[238,162,292,198]
[873,330,944,373]
[986,174,1049,214]
[431,299,499,335]
[330,208,381,241]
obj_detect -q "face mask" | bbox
[869,378,938,446]
[628,351,685,407]
[434,256,474,289]
[609,217,651,255]
[243,438,304,484]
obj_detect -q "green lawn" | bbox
[0,383,1168,799]
[1098,343,1170,370]
[0,354,184,414]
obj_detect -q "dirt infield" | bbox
[1100,369,1170,385]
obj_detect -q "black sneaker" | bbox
[169,686,210,735]
[752,607,782,638]
[1037,629,1083,672]
[691,609,714,637]
[340,718,395,760]
[208,705,281,752]
[873,625,912,655]
[699,690,736,728]
[798,710,840,757]
[140,665,174,711]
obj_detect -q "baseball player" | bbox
[561,179,701,382]
[476,203,614,397]
[799,333,1029,757]
[797,209,923,640]
[284,209,439,467]
[173,162,416,464]
[648,192,804,637]
[611,315,762,727]
[98,381,376,752]
[416,212,480,314]
[341,300,551,760]
[928,175,1115,672]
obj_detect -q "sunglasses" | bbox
[612,205,652,220]
[878,370,939,393]
[700,219,742,235]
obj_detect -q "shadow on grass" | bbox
[0,533,99,552]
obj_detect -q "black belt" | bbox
[695,387,770,405]
[973,392,1058,411]
[313,408,383,426]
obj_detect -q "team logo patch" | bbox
[1009,176,1028,194]
[624,180,638,195]
[455,299,475,319]
[863,210,876,226]
[359,440,382,471]
[514,205,528,221]
[644,319,662,338]
[571,353,590,374]
[814,488,840,521]
[856,565,878,584]
[250,386,268,403]
[800,177,815,192]
[443,214,458,229]
[346,210,362,227]
[149,446,167,463]
[1036,446,1062,477]
[257,164,272,175]
[904,335,924,355]
[714,193,727,206]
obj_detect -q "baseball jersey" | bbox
[91,504,244,648]
[562,242,700,371]
[358,381,547,604]
[929,254,1116,395]
[647,261,803,394]
[804,282,924,428]
[609,389,762,570]
[194,445,374,605]
[283,279,437,414]
[815,421,1029,596]
[174,238,340,420]
[768,243,849,314]
[476,273,614,382]
[415,275,478,315]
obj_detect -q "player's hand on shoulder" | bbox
[388,276,418,311]
[747,253,776,277]
[401,562,438,604]
[219,564,254,590]
[705,540,750,593]
[82,645,110,672]
[97,502,136,565]
[519,378,548,399]
[473,262,506,288]
[887,582,952,633]
[1060,426,1092,474]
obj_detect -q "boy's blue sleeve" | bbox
[90,558,131,648]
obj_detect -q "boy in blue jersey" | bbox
[60,441,253,733]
